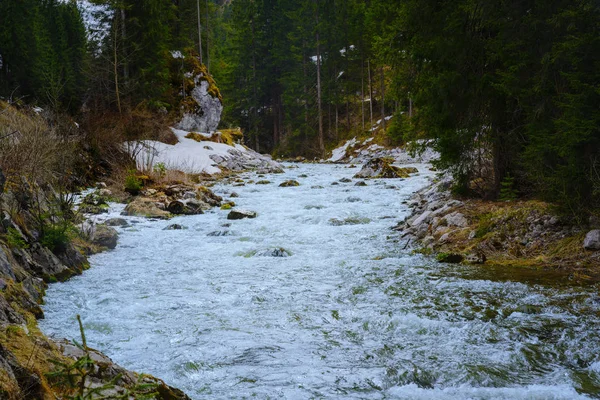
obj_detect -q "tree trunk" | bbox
[197,0,203,64]
[368,59,373,130]
[316,1,324,157]
[361,58,365,132]
[380,67,386,131]
[205,0,210,72]
[120,9,128,82]
[113,18,121,114]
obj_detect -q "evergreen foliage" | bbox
[0,0,598,217]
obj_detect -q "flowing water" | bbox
[41,164,600,399]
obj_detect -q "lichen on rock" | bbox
[172,49,223,133]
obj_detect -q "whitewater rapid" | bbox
[41,164,600,399]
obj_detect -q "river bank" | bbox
[394,174,600,282]
[0,182,193,399]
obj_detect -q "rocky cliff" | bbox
[0,173,190,399]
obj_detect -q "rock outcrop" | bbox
[173,51,223,133]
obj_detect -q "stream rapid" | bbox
[41,164,600,399]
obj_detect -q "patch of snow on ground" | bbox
[129,128,251,174]
[328,137,357,162]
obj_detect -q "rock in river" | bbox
[354,157,418,179]
[91,225,119,250]
[227,209,258,220]
[279,180,300,187]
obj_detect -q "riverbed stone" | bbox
[227,209,257,220]
[105,218,129,227]
[279,180,300,187]
[584,230,600,251]
[163,224,187,230]
[91,225,118,250]
[122,198,171,219]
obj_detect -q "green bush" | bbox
[499,174,518,202]
[41,223,72,254]
[6,227,29,249]
[124,170,143,194]
[153,162,167,177]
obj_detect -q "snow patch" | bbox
[328,138,357,162]
[129,128,281,175]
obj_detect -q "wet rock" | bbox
[346,197,361,203]
[329,217,370,226]
[279,180,300,187]
[353,158,419,179]
[584,230,600,251]
[163,224,187,230]
[167,201,185,214]
[257,248,292,257]
[227,209,257,220]
[122,198,171,219]
[105,218,129,227]
[331,182,339,186]
[465,252,487,264]
[256,180,271,185]
[339,178,352,183]
[207,230,233,237]
[230,192,239,198]
[515,305,542,314]
[196,187,223,207]
[355,181,367,187]
[91,225,118,250]
[436,253,464,263]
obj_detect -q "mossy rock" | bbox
[354,158,419,179]
[279,180,300,187]
[436,253,464,263]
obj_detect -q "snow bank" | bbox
[128,128,282,175]
[328,138,358,162]
[328,137,439,165]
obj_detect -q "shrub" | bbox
[41,223,72,254]
[124,170,143,194]
[6,227,29,249]
[499,173,518,202]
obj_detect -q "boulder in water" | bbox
[105,218,129,227]
[163,224,187,231]
[279,180,300,187]
[227,209,257,220]
[122,198,171,219]
[354,158,418,179]
[91,225,118,250]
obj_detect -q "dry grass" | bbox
[0,102,76,186]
